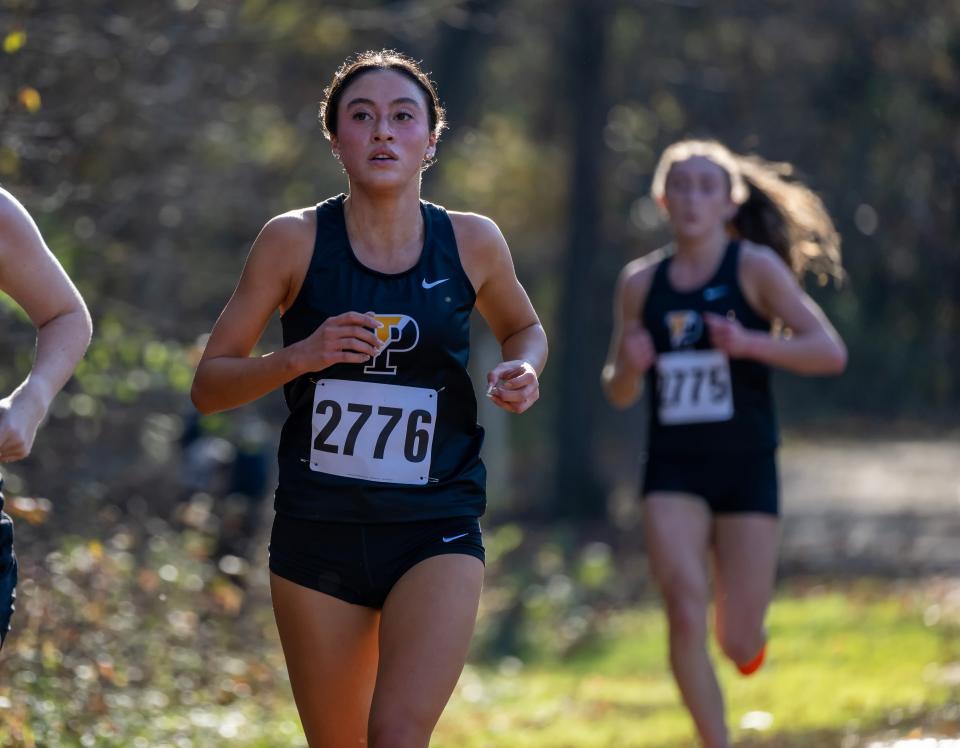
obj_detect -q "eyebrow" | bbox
[345,96,423,109]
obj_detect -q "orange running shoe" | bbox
[737,642,766,676]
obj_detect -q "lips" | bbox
[369,150,398,161]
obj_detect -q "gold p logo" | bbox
[365,313,420,375]
[665,310,703,349]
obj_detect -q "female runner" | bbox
[602,139,846,747]
[192,50,547,747]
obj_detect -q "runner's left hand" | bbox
[486,361,539,414]
[704,312,754,358]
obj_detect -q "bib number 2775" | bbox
[309,379,436,485]
[656,350,734,425]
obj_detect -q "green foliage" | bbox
[0,526,303,747]
[436,581,960,747]
[475,524,638,661]
[2,523,956,747]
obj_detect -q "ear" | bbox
[424,132,438,160]
[725,199,739,222]
[330,134,341,160]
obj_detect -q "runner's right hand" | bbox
[297,312,384,371]
[619,321,656,375]
[0,391,45,462]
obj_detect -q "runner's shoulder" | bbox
[619,246,670,303]
[0,188,44,269]
[447,210,506,259]
[447,210,510,292]
[247,207,317,272]
[258,207,316,247]
[738,239,797,291]
[0,188,31,242]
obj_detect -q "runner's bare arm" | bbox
[191,212,384,414]
[0,189,92,461]
[602,256,659,409]
[452,212,546,414]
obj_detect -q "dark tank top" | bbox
[641,240,778,454]
[274,195,486,522]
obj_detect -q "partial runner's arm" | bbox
[452,212,546,414]
[0,189,92,462]
[191,210,384,415]
[602,257,659,409]
[706,244,847,376]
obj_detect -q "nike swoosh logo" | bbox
[422,278,449,289]
[703,285,728,301]
[442,532,469,543]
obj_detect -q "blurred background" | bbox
[0,1,958,746]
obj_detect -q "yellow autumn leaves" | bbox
[3,29,26,53]
[16,88,40,112]
[4,29,42,112]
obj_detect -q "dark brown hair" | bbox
[319,50,447,142]
[652,140,844,284]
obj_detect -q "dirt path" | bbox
[779,438,960,576]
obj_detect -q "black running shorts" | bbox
[642,450,779,515]
[268,513,484,608]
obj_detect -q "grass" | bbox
[0,526,957,747]
[432,583,960,747]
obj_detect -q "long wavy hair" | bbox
[651,139,844,285]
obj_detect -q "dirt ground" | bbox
[779,437,960,576]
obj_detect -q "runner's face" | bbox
[332,70,436,189]
[662,156,737,240]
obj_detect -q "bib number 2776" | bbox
[309,379,436,485]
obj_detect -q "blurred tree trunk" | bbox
[429,0,503,133]
[552,0,611,518]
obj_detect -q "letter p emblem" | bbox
[364,313,420,375]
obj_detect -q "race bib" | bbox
[656,350,734,425]
[309,379,436,485]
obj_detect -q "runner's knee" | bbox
[716,623,764,665]
[663,587,709,645]
[369,709,434,748]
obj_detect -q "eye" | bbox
[701,177,721,193]
[395,111,414,121]
[352,111,371,121]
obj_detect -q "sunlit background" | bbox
[1,1,958,746]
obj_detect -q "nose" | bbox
[372,116,394,142]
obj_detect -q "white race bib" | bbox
[656,350,734,425]
[309,379,437,485]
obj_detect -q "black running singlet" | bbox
[274,195,486,522]
[642,241,778,454]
